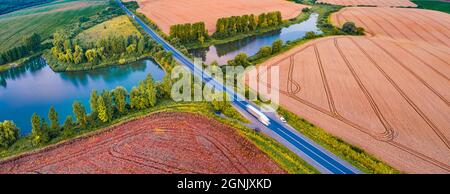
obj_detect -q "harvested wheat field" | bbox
[316,0,417,7]
[248,7,450,173]
[0,112,285,174]
[134,0,308,34]
[332,7,450,48]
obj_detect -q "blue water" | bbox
[189,13,322,65]
[0,57,165,135]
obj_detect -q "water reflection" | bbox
[0,57,165,135]
[190,13,321,65]
[0,57,47,88]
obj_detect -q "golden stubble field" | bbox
[248,7,450,173]
[133,0,308,34]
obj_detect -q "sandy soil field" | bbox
[248,7,450,173]
[0,112,284,174]
[134,0,308,34]
[317,0,417,7]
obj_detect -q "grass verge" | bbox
[277,107,400,174]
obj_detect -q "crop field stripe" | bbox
[363,8,415,40]
[411,9,450,31]
[338,11,374,36]
[391,41,450,81]
[313,45,339,117]
[373,8,450,47]
[287,56,301,95]
[349,37,450,150]
[256,38,396,139]
[388,141,450,172]
[394,9,450,41]
[347,10,395,39]
[415,44,450,66]
[366,38,450,106]
[333,38,395,141]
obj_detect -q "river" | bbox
[189,13,321,65]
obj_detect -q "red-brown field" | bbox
[248,7,450,173]
[0,112,285,174]
[317,0,417,7]
[134,0,308,35]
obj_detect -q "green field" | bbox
[412,0,450,14]
[0,0,108,52]
[75,15,141,45]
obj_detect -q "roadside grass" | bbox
[0,0,108,52]
[277,107,400,174]
[75,15,141,46]
[411,0,450,14]
[0,100,318,174]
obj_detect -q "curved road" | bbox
[116,0,360,174]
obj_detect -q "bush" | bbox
[304,31,316,39]
[341,22,363,35]
[0,121,19,148]
[302,7,311,13]
[256,46,272,59]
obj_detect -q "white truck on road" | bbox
[247,105,270,126]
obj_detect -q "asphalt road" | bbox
[116,0,360,174]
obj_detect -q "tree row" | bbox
[0,33,42,65]
[214,11,283,39]
[169,22,209,44]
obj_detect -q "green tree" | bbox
[90,90,99,114]
[305,31,316,39]
[73,101,87,129]
[31,113,41,138]
[62,116,74,131]
[272,39,283,54]
[142,74,157,107]
[138,38,146,54]
[0,120,19,148]
[341,22,358,35]
[126,44,137,55]
[157,74,172,99]
[228,53,250,67]
[61,116,75,138]
[48,106,59,130]
[256,46,273,59]
[101,90,114,121]
[97,96,108,123]
[130,86,141,110]
[112,86,128,114]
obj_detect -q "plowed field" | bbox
[0,112,285,174]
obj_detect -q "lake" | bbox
[189,13,322,65]
[0,57,165,135]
